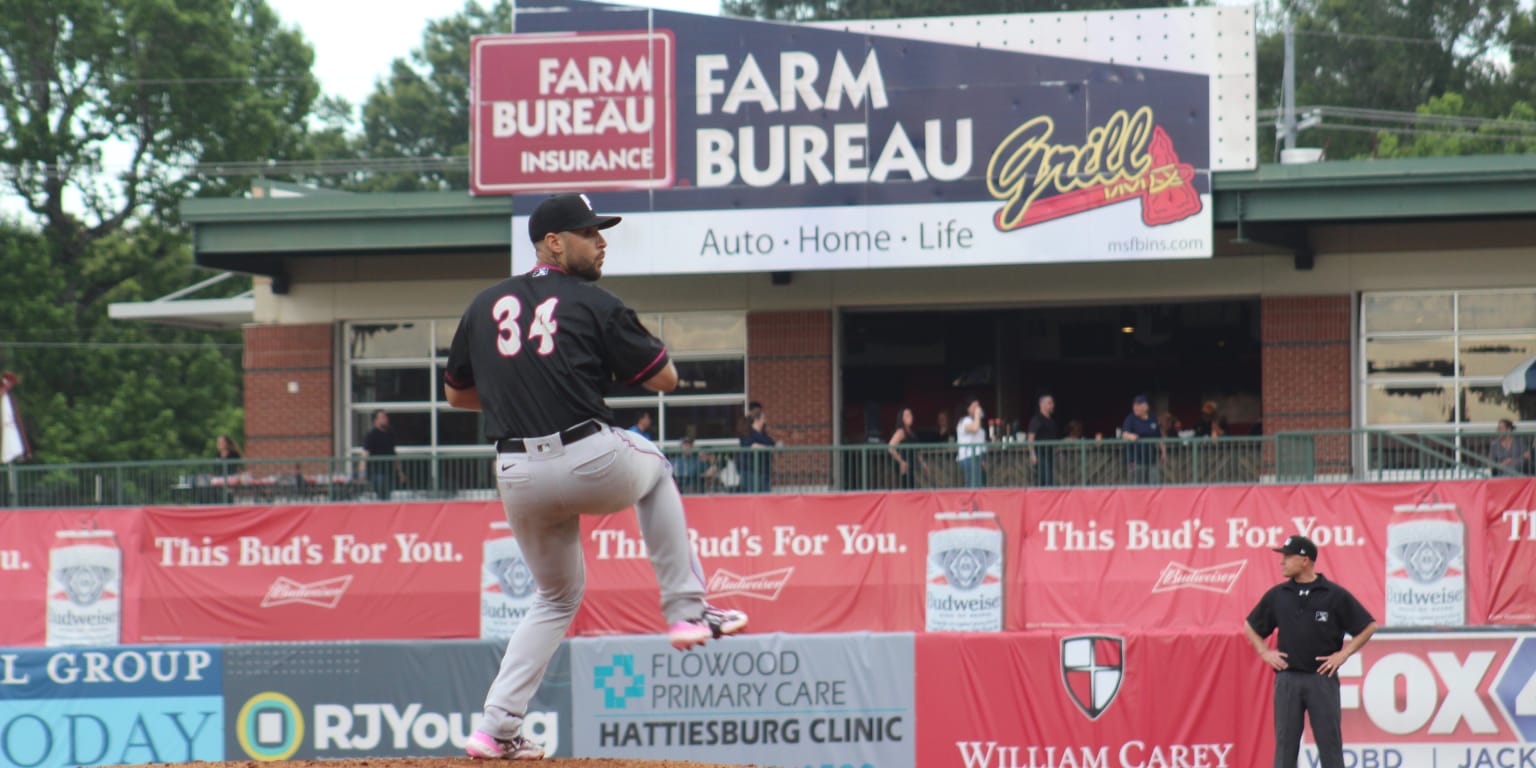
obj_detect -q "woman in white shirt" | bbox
[956,399,986,488]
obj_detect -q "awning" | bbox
[1502,353,1536,395]
[107,272,253,330]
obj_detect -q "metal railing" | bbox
[0,429,1527,509]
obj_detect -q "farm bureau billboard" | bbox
[470,1,1256,272]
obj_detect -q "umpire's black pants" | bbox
[1274,670,1343,768]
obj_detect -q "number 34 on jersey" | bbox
[494,296,560,357]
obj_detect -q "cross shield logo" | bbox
[1061,635,1125,720]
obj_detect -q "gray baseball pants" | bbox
[479,425,706,741]
[1273,671,1344,768]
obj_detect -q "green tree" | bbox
[350,0,512,192]
[1254,0,1519,159]
[1373,93,1536,158]
[0,0,319,462]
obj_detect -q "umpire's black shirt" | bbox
[1246,573,1374,674]
[444,265,669,439]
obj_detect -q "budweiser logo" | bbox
[261,575,354,608]
[706,567,793,601]
[1151,560,1246,594]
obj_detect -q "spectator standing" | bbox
[887,406,919,489]
[214,435,244,476]
[1194,400,1228,438]
[1,371,30,467]
[957,399,987,488]
[1121,394,1164,484]
[628,412,655,441]
[740,405,780,493]
[935,410,956,443]
[1027,394,1059,487]
[1488,419,1531,475]
[362,410,406,500]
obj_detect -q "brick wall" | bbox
[748,311,834,487]
[1261,296,1352,473]
[1261,296,1352,432]
[244,324,334,459]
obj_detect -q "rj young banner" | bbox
[472,1,1256,271]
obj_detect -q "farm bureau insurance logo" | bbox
[237,691,305,761]
[1061,635,1125,720]
[471,31,676,193]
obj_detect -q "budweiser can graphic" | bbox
[1385,502,1467,627]
[926,511,1005,631]
[46,529,122,646]
[482,521,536,639]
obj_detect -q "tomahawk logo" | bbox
[261,575,353,608]
[1061,635,1124,720]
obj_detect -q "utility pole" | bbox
[1281,20,1297,151]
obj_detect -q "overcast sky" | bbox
[265,0,723,108]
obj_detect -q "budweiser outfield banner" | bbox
[135,503,503,643]
[0,508,144,648]
[474,2,1256,271]
[1,479,1534,646]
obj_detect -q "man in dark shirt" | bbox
[443,193,746,761]
[361,410,404,500]
[739,405,780,493]
[1026,394,1059,487]
[1244,535,1378,768]
[1120,394,1163,484]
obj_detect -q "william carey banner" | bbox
[472,1,1252,271]
[0,479,1533,646]
[913,631,1536,768]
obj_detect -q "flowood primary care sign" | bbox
[471,1,1255,272]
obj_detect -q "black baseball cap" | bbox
[1273,535,1317,559]
[528,194,622,243]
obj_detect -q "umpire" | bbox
[1244,535,1377,768]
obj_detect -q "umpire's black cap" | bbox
[528,194,622,242]
[1273,535,1317,559]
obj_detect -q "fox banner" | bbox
[0,478,1534,645]
[473,1,1256,271]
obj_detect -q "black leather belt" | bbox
[495,420,605,453]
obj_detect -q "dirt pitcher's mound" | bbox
[172,760,747,767]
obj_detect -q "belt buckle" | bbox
[526,434,561,455]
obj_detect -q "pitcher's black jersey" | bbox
[443,265,669,439]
